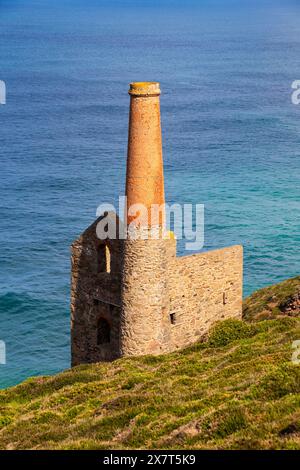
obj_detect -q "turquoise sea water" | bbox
[0,0,299,388]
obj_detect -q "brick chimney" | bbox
[125,82,165,231]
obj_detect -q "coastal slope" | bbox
[0,277,299,450]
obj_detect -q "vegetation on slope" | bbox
[243,276,300,321]
[0,278,299,450]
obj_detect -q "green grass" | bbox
[0,278,299,450]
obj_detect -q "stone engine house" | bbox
[71,82,243,366]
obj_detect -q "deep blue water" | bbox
[0,0,299,388]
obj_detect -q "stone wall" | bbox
[71,217,122,366]
[71,216,243,364]
[167,245,243,351]
[120,238,172,356]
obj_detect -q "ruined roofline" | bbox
[71,211,121,247]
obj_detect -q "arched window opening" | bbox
[97,317,111,345]
[97,244,111,273]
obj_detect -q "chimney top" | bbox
[129,82,161,97]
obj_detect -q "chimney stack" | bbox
[120,82,172,357]
[125,82,165,232]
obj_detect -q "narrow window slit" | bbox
[97,244,111,273]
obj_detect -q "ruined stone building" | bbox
[71,82,243,366]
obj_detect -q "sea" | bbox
[0,0,299,388]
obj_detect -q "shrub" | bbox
[215,407,247,438]
[208,319,258,347]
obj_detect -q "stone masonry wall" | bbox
[167,245,243,351]
[71,216,243,364]
[120,238,173,356]
[71,217,122,366]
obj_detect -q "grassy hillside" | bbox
[0,278,299,450]
[243,276,300,321]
